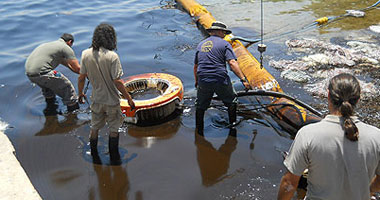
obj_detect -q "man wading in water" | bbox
[78,23,135,165]
[25,33,81,114]
[193,21,250,135]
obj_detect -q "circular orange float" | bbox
[121,73,184,124]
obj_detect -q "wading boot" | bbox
[109,135,121,165]
[195,109,205,136]
[67,102,79,112]
[43,97,59,116]
[90,138,98,155]
[45,97,56,105]
[227,103,237,127]
[90,138,101,164]
[229,127,237,137]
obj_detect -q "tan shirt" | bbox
[284,115,380,200]
[80,47,123,105]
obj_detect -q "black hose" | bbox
[236,90,323,117]
[230,36,261,44]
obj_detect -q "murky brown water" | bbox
[1,0,379,199]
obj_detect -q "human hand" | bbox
[128,99,136,111]
[78,93,87,104]
[242,81,251,91]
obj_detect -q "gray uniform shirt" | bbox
[80,47,123,106]
[284,115,380,200]
[25,39,76,75]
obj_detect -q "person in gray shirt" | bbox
[25,33,81,114]
[277,73,380,200]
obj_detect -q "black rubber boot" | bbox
[229,127,237,137]
[109,135,121,165]
[227,103,237,127]
[195,109,205,136]
[67,102,79,112]
[45,97,56,105]
[43,97,59,116]
[90,138,98,155]
[90,138,102,164]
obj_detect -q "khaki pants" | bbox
[90,103,123,133]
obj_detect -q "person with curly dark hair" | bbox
[277,73,380,200]
[78,23,135,165]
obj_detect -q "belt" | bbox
[27,71,50,77]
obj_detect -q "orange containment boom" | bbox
[175,0,322,136]
[121,73,184,124]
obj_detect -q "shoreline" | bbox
[0,130,41,200]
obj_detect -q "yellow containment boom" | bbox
[177,0,282,92]
[176,0,322,136]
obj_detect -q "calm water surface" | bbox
[0,0,378,199]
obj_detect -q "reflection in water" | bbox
[79,136,138,166]
[128,117,181,148]
[92,164,130,200]
[35,113,88,136]
[195,129,237,186]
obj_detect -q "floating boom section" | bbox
[176,0,321,136]
[176,0,281,92]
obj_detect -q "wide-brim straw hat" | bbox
[206,21,232,34]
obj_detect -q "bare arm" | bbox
[194,63,198,87]
[228,59,250,89]
[370,175,380,193]
[77,73,87,104]
[63,59,81,74]
[114,78,135,109]
[277,171,301,200]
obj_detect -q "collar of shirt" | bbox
[324,114,359,124]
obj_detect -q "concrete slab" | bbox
[0,122,41,200]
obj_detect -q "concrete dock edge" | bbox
[0,131,41,200]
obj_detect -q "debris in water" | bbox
[280,69,310,83]
[269,38,380,98]
[345,10,365,18]
[369,25,380,33]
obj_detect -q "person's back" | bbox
[278,73,380,200]
[24,34,80,113]
[196,35,233,84]
[25,39,75,75]
[292,116,380,200]
[80,47,121,106]
[193,21,250,135]
[78,23,135,165]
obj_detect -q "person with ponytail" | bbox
[277,73,380,200]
